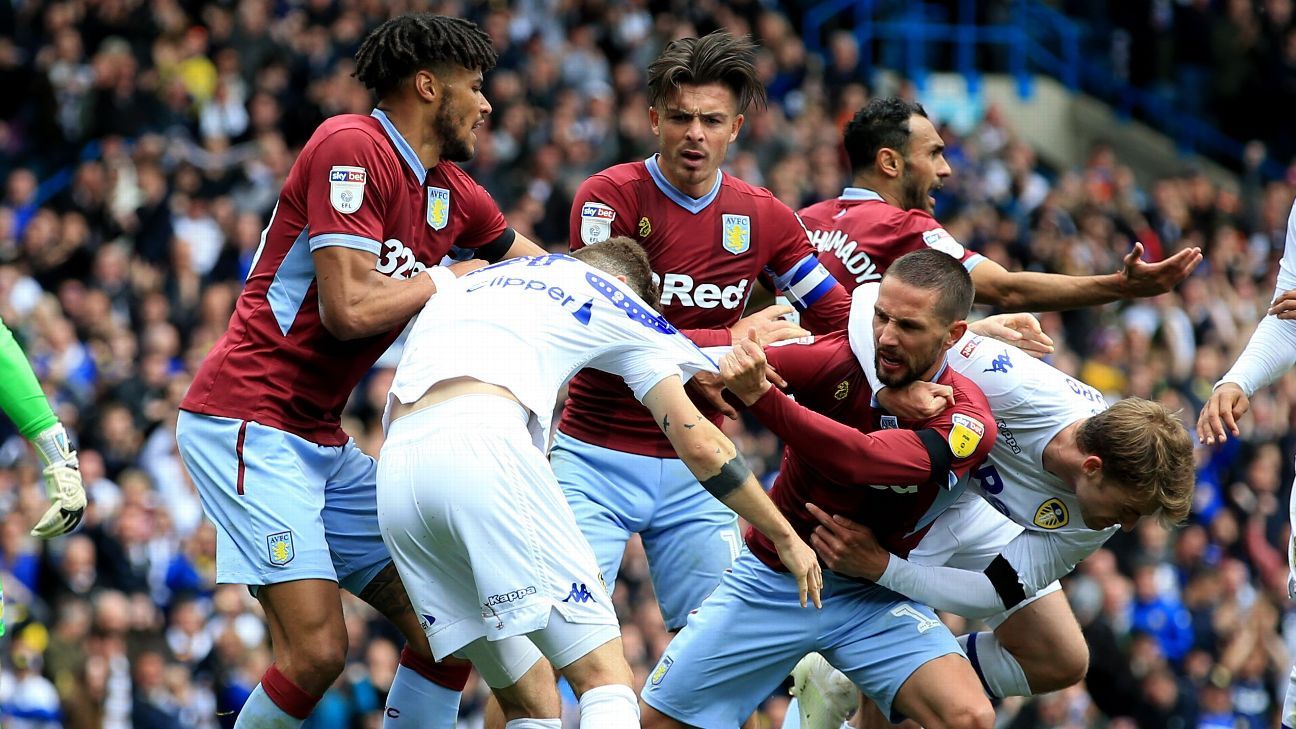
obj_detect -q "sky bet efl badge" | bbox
[948,413,985,458]
[722,214,751,255]
[329,166,366,214]
[580,202,616,245]
[427,187,451,230]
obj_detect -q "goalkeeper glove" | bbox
[30,423,86,538]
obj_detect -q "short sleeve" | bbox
[305,129,392,256]
[570,174,637,251]
[763,207,838,310]
[907,213,983,272]
[454,175,508,251]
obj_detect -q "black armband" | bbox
[474,227,518,263]
[984,555,1028,609]
[700,452,751,500]
[915,429,953,486]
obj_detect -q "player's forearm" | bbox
[681,327,737,348]
[0,320,58,440]
[876,556,1007,618]
[976,269,1124,312]
[717,478,798,543]
[747,387,932,485]
[1218,314,1296,397]
[319,270,435,340]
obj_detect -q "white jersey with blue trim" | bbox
[946,332,1113,540]
[385,254,717,449]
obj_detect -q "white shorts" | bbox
[909,490,1061,629]
[376,395,619,668]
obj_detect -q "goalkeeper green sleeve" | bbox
[0,317,58,440]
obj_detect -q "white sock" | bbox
[505,720,562,729]
[382,663,462,728]
[959,632,1032,699]
[782,697,799,729]
[233,684,305,729]
[1282,663,1296,729]
[578,684,640,728]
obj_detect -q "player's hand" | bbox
[773,533,822,609]
[1268,289,1296,320]
[30,425,86,538]
[719,329,773,406]
[1117,242,1202,298]
[968,313,1055,359]
[1197,382,1250,445]
[876,381,954,420]
[729,305,807,347]
[688,370,739,420]
[448,259,489,277]
[806,503,889,581]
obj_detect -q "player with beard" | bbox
[641,250,996,729]
[177,14,546,729]
[801,97,1201,307]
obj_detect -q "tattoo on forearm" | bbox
[662,414,671,430]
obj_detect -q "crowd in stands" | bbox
[1,1,1296,727]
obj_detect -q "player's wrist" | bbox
[425,265,458,295]
[32,423,75,468]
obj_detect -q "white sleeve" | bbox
[1218,201,1296,396]
[876,527,1110,618]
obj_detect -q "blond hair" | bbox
[1076,398,1195,526]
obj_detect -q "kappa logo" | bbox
[721,214,751,255]
[650,656,674,686]
[834,380,850,400]
[983,353,1013,374]
[267,531,294,566]
[427,187,451,230]
[486,586,538,606]
[562,582,596,604]
[1033,498,1069,529]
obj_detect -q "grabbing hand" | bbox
[806,503,889,581]
[968,313,1054,359]
[30,424,86,538]
[1267,289,1296,320]
[719,330,773,406]
[729,305,807,347]
[876,382,954,420]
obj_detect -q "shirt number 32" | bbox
[376,238,428,280]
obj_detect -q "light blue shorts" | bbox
[175,411,390,595]
[551,431,741,630]
[641,549,964,727]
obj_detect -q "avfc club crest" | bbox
[1033,498,1069,529]
[650,656,674,686]
[721,214,751,255]
[427,187,451,231]
[267,531,295,566]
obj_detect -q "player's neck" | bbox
[850,175,902,208]
[378,102,443,172]
[1042,420,1085,490]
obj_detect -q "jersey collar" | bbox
[371,108,427,182]
[840,187,885,202]
[645,155,723,214]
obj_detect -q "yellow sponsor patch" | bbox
[948,413,985,458]
[1033,498,1069,529]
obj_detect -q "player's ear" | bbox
[729,114,745,143]
[944,319,968,349]
[649,106,661,136]
[1082,454,1104,479]
[614,274,629,285]
[877,147,902,179]
[413,69,439,104]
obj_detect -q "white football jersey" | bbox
[386,254,717,448]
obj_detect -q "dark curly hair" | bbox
[353,14,497,99]
[844,97,929,173]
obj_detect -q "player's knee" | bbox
[938,701,995,729]
[285,636,348,686]
[1034,640,1089,692]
